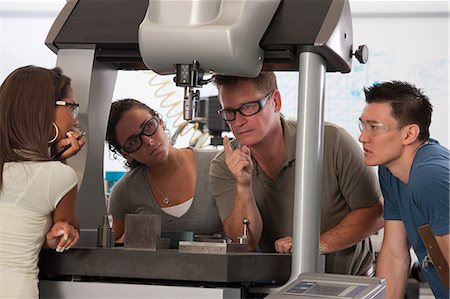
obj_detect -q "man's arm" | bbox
[210,137,262,251]
[223,183,263,251]
[275,125,384,254]
[275,198,383,254]
[376,220,411,298]
[318,124,384,253]
[320,198,384,254]
[435,234,450,265]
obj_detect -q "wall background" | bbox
[1,0,449,173]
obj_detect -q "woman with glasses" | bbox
[0,65,86,298]
[106,98,223,242]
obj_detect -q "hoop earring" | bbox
[48,122,59,144]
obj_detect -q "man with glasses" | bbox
[359,81,449,298]
[209,71,384,275]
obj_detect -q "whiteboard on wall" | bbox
[280,1,449,145]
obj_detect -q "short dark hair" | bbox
[363,81,433,141]
[106,98,162,169]
[213,71,278,94]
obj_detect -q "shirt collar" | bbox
[280,116,296,167]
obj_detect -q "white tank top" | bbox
[161,198,193,218]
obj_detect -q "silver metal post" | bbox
[290,51,326,281]
[56,49,118,234]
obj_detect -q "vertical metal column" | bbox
[56,49,118,234]
[290,51,326,280]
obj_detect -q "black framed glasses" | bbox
[55,100,80,119]
[217,91,274,121]
[121,117,160,154]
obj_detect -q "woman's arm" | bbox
[46,186,80,251]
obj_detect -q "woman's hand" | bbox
[45,220,80,252]
[53,130,86,160]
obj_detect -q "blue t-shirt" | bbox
[380,139,449,298]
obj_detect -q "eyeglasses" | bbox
[217,91,274,121]
[121,117,160,154]
[358,119,399,136]
[56,100,80,119]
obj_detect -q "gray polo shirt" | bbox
[210,118,381,275]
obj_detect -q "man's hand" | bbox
[275,236,293,253]
[223,136,253,186]
[45,221,80,252]
[221,136,262,250]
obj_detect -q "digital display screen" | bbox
[308,284,348,296]
[286,281,367,297]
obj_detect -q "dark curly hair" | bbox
[106,98,164,169]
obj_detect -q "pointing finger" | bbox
[223,136,233,156]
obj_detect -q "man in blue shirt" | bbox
[358,81,449,298]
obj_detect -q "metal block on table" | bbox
[178,241,247,254]
[157,238,170,250]
[161,231,194,249]
[124,214,161,250]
